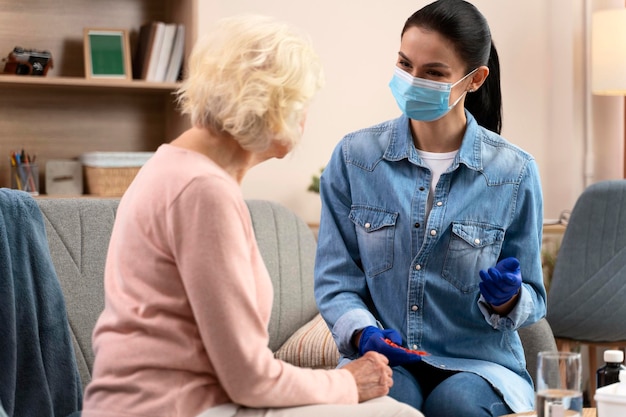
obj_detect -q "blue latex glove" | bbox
[358,326,424,367]
[479,257,522,306]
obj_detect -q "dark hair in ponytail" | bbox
[402,0,502,134]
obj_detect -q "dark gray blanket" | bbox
[0,189,82,416]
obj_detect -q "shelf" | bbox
[0,0,196,194]
[0,75,180,93]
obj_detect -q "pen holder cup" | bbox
[11,163,39,195]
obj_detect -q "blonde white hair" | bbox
[176,15,324,152]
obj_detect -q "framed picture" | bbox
[84,28,132,80]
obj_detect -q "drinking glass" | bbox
[536,351,583,417]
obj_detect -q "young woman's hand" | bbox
[479,257,522,309]
[357,326,424,367]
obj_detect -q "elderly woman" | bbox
[81,15,422,417]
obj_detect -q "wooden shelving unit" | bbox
[0,0,197,193]
[0,75,180,91]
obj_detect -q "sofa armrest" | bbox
[274,313,340,369]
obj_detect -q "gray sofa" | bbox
[35,197,556,393]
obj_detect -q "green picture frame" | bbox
[84,28,131,80]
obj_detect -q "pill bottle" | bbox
[597,349,626,389]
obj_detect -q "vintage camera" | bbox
[2,46,53,76]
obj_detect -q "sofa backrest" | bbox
[36,197,319,390]
[37,198,119,389]
[246,200,319,352]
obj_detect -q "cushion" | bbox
[274,313,340,369]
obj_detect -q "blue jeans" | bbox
[389,362,513,417]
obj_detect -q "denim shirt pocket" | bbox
[349,206,398,277]
[442,222,505,293]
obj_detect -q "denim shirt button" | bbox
[415,264,421,271]
[436,201,443,207]
[430,229,437,236]
[364,222,371,229]
[474,238,481,244]
[412,344,418,350]
[411,305,418,311]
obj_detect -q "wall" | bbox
[591,0,625,186]
[197,0,624,225]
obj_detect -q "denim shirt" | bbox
[314,112,546,413]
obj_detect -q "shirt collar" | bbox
[383,111,484,172]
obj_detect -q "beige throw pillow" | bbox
[274,313,340,369]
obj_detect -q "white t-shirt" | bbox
[416,149,458,216]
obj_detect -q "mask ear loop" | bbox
[449,68,480,109]
[449,89,469,109]
[452,67,480,93]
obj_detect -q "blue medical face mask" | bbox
[389,66,478,121]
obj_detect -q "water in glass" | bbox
[536,388,582,417]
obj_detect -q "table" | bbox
[501,408,595,417]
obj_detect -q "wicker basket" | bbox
[81,152,154,197]
[83,166,141,197]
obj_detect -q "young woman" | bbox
[81,15,423,417]
[314,1,546,416]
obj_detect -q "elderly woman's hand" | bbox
[342,351,394,403]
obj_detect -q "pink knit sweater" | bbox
[82,145,357,417]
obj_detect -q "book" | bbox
[134,21,166,80]
[152,23,177,82]
[164,24,185,83]
[143,21,166,81]
[132,22,156,79]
